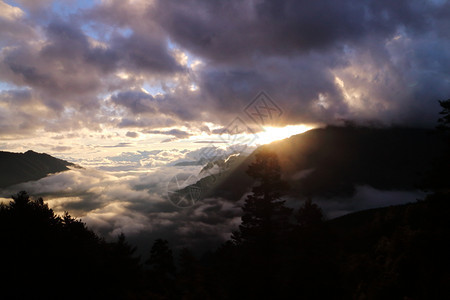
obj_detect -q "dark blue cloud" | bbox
[0,0,449,138]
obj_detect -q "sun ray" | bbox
[255,124,314,145]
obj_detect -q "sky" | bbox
[0,0,449,161]
[0,0,449,251]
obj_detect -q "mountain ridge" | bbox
[0,150,74,188]
[198,125,447,202]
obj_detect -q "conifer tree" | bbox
[232,149,292,247]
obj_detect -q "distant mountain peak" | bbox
[201,126,447,201]
[0,150,74,188]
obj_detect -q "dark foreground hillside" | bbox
[329,193,450,299]
[209,193,450,300]
[0,150,74,188]
[0,192,141,300]
[1,190,449,299]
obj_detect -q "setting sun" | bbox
[255,124,314,145]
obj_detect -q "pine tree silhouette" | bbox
[230,149,292,299]
[232,149,292,247]
[296,197,324,228]
[424,99,450,193]
[0,191,142,299]
[437,99,450,132]
[177,247,209,299]
[145,239,176,297]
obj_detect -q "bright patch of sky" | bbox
[0,82,18,91]
[52,0,98,16]
[169,39,202,68]
[142,82,166,95]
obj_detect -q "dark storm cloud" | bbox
[146,129,192,140]
[2,19,181,99]
[117,117,178,129]
[111,33,183,74]
[195,55,350,126]
[152,0,428,62]
[1,0,450,137]
[83,0,183,74]
[0,88,32,104]
[83,0,152,29]
[111,90,157,114]
[148,0,450,126]
[111,87,207,127]
[1,21,109,116]
[0,2,184,136]
[125,131,139,138]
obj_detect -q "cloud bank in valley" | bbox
[0,161,424,253]
[0,145,250,251]
[0,163,243,252]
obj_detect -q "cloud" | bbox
[286,185,426,219]
[152,0,430,61]
[2,20,110,105]
[0,163,426,253]
[2,0,449,142]
[111,90,157,114]
[0,3,185,138]
[101,146,242,170]
[125,131,138,138]
[0,1,25,21]
[194,140,229,144]
[147,0,450,127]
[102,142,133,148]
[0,164,243,252]
[106,149,184,166]
[0,1,36,47]
[146,129,192,140]
[51,146,71,152]
[111,32,183,74]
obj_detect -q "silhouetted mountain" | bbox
[0,150,74,188]
[327,192,450,299]
[201,126,447,200]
